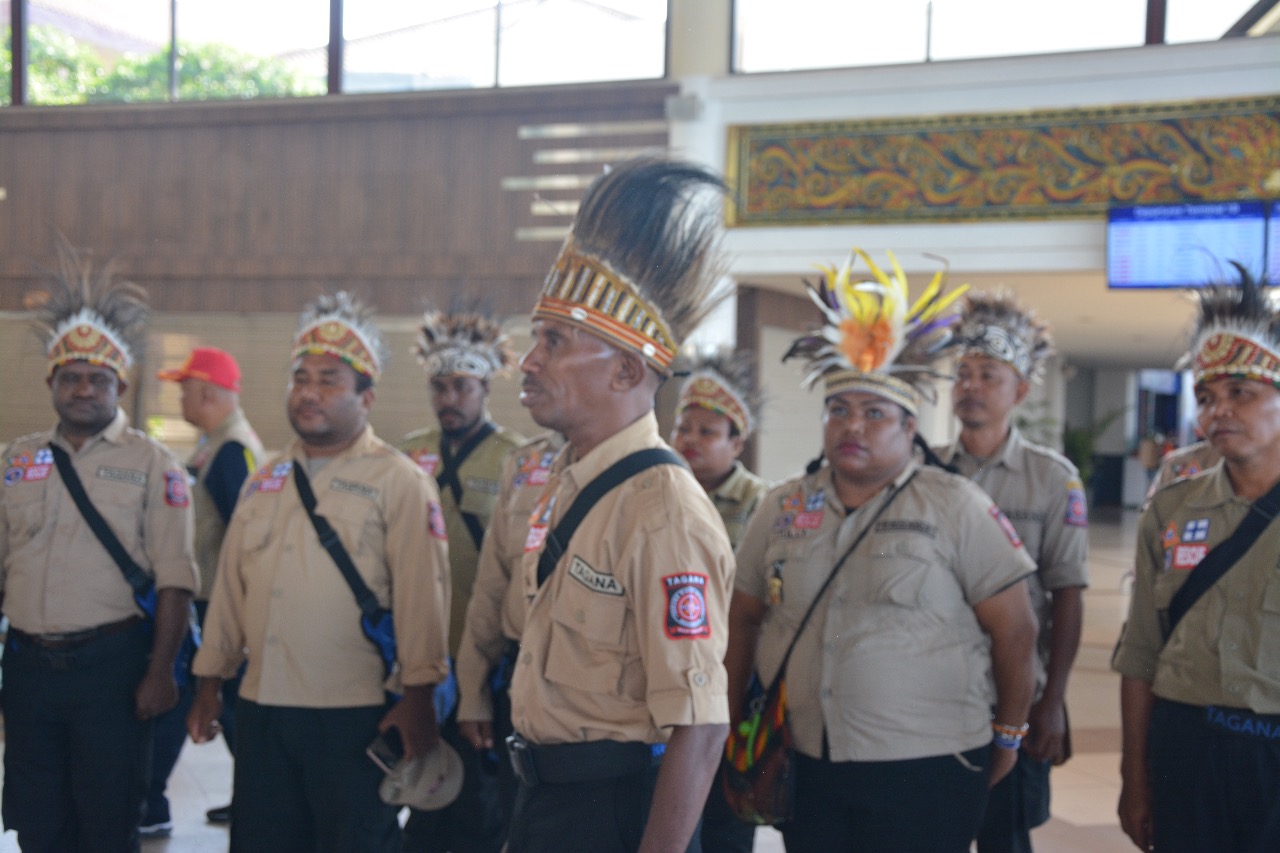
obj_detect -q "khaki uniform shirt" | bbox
[0,410,198,634]
[401,423,524,655]
[1149,440,1221,496]
[938,427,1090,695]
[735,461,1036,762]
[194,425,451,708]
[1112,465,1280,713]
[456,432,563,722]
[510,413,733,745]
[710,461,770,550]
[191,408,265,600]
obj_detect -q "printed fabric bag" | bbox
[721,675,794,825]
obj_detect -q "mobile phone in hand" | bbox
[367,728,405,774]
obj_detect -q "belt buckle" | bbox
[505,733,540,787]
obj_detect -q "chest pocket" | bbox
[543,567,629,695]
[863,541,934,608]
[459,483,499,527]
[3,485,48,549]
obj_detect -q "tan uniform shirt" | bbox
[710,461,770,550]
[735,461,1036,762]
[1149,440,1221,496]
[1112,465,1280,712]
[939,427,1090,695]
[0,410,198,634]
[401,423,524,655]
[191,408,265,601]
[456,432,563,722]
[194,425,451,708]
[509,413,733,745]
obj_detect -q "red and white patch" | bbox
[1172,544,1208,571]
[409,451,440,476]
[427,501,448,540]
[989,505,1023,548]
[662,573,711,640]
[164,470,190,507]
[1064,481,1088,527]
[793,510,824,530]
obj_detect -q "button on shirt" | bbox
[1112,465,1280,713]
[456,432,563,722]
[509,414,733,745]
[194,425,451,708]
[735,461,1036,762]
[0,410,198,635]
[938,426,1089,695]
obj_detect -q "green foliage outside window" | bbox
[1,26,321,106]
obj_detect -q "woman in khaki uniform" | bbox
[725,250,1038,853]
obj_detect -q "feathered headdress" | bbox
[1177,264,1280,388]
[675,347,761,438]
[532,158,728,376]
[953,289,1055,383]
[783,248,967,415]
[292,291,387,381]
[413,308,513,381]
[31,236,149,379]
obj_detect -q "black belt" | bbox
[8,615,143,651]
[506,732,665,787]
[1204,705,1280,741]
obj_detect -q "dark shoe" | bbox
[138,821,173,839]
[206,803,232,824]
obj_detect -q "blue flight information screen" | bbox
[1107,201,1268,289]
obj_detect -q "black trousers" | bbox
[974,747,1051,853]
[230,698,401,853]
[507,762,701,853]
[1,622,152,853]
[780,747,991,853]
[700,770,757,853]
[401,712,506,853]
[1149,699,1280,853]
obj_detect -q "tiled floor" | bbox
[0,508,1142,852]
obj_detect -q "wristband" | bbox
[992,731,1023,750]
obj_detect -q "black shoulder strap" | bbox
[768,471,914,691]
[293,463,384,621]
[48,442,152,595]
[536,448,683,588]
[436,422,496,551]
[1163,478,1280,640]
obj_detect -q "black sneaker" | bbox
[206,804,232,824]
[138,821,173,839]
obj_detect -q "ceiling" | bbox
[742,269,1201,371]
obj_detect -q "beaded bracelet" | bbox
[991,721,1030,750]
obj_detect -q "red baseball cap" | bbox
[156,347,241,392]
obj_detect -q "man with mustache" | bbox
[1113,271,1280,853]
[189,292,450,852]
[938,291,1089,853]
[399,308,524,853]
[1,244,197,853]
[505,159,735,853]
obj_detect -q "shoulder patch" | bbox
[662,573,711,640]
[1064,479,1088,527]
[427,500,448,540]
[164,470,190,507]
[989,505,1023,548]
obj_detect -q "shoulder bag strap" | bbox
[536,448,684,588]
[767,470,916,692]
[436,422,496,551]
[48,442,152,596]
[293,463,384,622]
[1162,477,1280,640]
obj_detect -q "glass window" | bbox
[165,0,326,100]
[1166,0,1259,43]
[497,0,666,87]
[343,0,498,92]
[735,0,1151,73]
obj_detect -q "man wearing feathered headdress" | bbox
[937,290,1089,853]
[0,241,198,851]
[1113,269,1280,853]
[188,292,452,851]
[399,307,524,853]
[669,349,768,853]
[725,249,1038,852]
[504,158,736,853]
